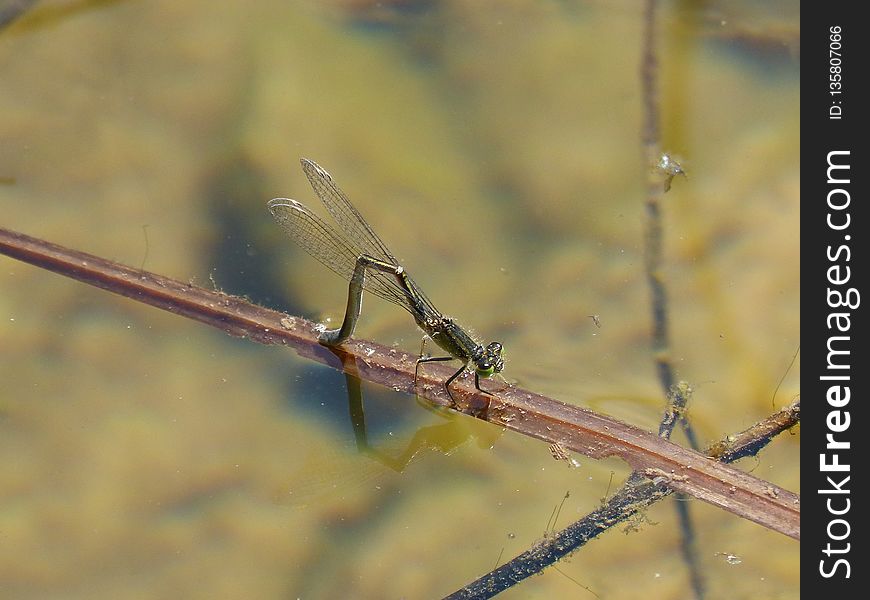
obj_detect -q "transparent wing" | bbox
[268,197,428,314]
[268,158,445,320]
[300,158,397,264]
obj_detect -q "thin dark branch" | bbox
[641,0,693,440]
[640,3,704,597]
[0,226,799,540]
[442,398,799,600]
[640,5,701,598]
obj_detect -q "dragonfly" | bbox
[267,158,504,403]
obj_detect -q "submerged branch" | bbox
[640,3,703,597]
[443,398,799,599]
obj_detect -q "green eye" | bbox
[477,364,495,377]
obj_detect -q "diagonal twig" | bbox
[1,225,799,540]
[443,398,799,599]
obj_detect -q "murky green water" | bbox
[1,1,798,598]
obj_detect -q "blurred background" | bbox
[1,1,799,598]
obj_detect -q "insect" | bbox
[267,158,504,402]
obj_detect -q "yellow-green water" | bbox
[1,1,798,598]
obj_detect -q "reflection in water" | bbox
[274,371,502,507]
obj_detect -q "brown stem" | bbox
[1,226,799,540]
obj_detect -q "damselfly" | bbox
[267,158,504,402]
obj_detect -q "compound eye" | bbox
[476,363,495,377]
[487,342,503,354]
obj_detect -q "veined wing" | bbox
[270,159,444,320]
[268,197,417,310]
[300,158,397,265]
